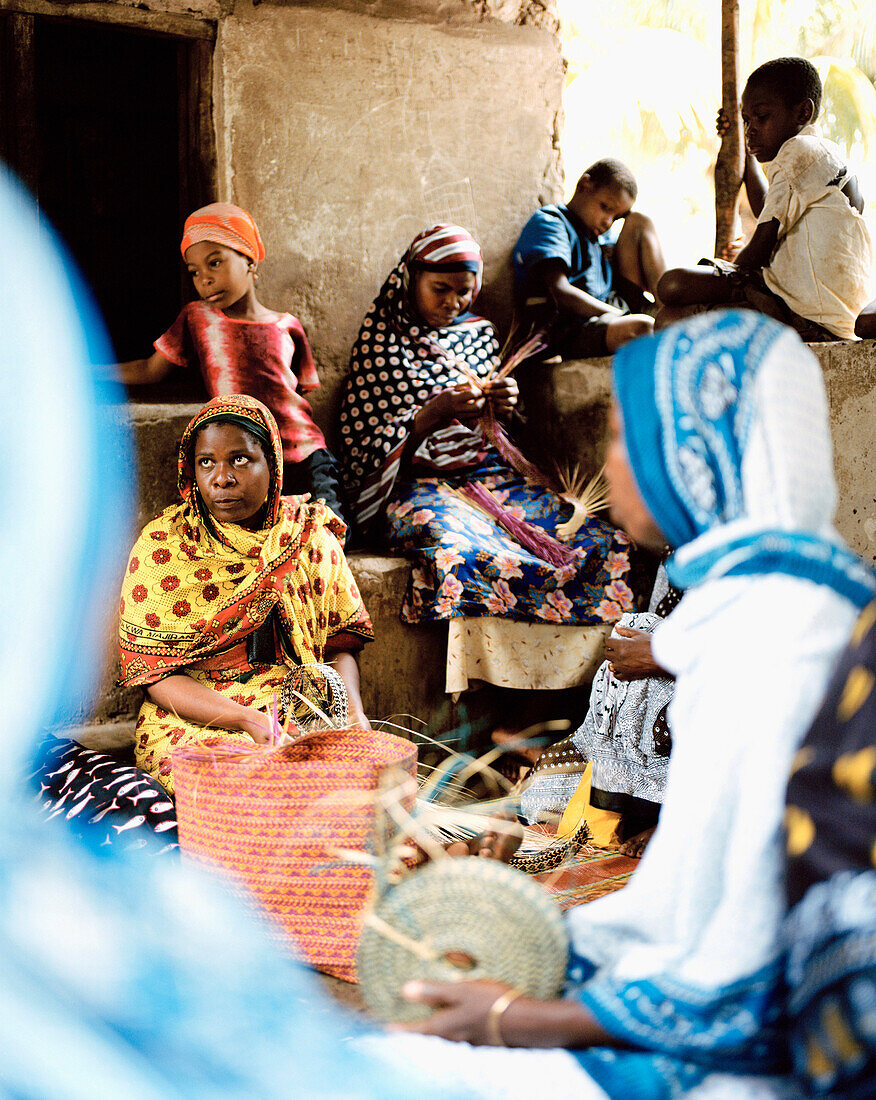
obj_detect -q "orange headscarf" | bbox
[180,203,266,263]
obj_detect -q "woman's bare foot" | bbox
[619,826,656,858]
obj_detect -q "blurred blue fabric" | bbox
[0,166,424,1099]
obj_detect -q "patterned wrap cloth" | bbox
[521,611,674,837]
[119,394,372,792]
[338,224,634,627]
[783,598,876,1096]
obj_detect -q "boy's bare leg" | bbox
[605,314,653,352]
[614,212,666,299]
[655,303,709,329]
[856,298,876,339]
[657,266,737,307]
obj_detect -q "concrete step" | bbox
[519,340,876,567]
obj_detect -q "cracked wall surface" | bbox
[215,0,565,435]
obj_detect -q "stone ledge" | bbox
[111,403,203,529]
[345,552,448,725]
[520,339,876,565]
[58,721,138,753]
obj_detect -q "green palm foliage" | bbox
[813,57,876,156]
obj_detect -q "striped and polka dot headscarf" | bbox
[405,223,483,298]
[338,225,498,532]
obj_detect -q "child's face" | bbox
[741,83,812,162]
[184,241,255,311]
[412,269,476,328]
[573,181,634,239]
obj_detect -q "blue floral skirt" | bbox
[385,458,634,626]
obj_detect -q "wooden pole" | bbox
[714,0,743,258]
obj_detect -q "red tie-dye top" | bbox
[155,301,326,463]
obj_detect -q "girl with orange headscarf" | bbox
[116,203,346,528]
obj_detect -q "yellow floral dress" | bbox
[119,395,372,793]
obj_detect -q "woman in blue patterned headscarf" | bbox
[365,310,875,1100]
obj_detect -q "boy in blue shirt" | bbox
[513,158,666,358]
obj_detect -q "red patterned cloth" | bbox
[155,301,325,463]
[534,847,638,910]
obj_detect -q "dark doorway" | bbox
[1,12,214,393]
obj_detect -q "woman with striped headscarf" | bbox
[338,225,634,660]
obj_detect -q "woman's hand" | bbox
[604,626,664,681]
[445,810,524,863]
[483,376,518,420]
[392,980,519,1045]
[236,706,273,743]
[147,675,273,740]
[393,980,616,1048]
[416,383,485,433]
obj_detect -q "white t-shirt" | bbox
[759,124,873,340]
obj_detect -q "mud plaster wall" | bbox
[214,0,565,440]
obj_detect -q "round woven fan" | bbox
[357,857,569,1023]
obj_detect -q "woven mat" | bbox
[529,826,639,910]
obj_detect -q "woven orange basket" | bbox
[172,727,417,982]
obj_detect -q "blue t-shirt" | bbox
[512,204,613,304]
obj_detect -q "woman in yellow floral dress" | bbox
[118,394,373,793]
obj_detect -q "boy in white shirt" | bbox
[658,57,873,341]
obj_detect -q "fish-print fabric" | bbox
[32,738,178,854]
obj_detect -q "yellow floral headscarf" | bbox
[119,395,371,687]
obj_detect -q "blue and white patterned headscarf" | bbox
[613,310,875,608]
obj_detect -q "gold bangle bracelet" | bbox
[486,988,524,1047]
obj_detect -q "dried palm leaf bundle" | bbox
[455,480,579,569]
[553,462,611,542]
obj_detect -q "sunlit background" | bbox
[558,0,876,267]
